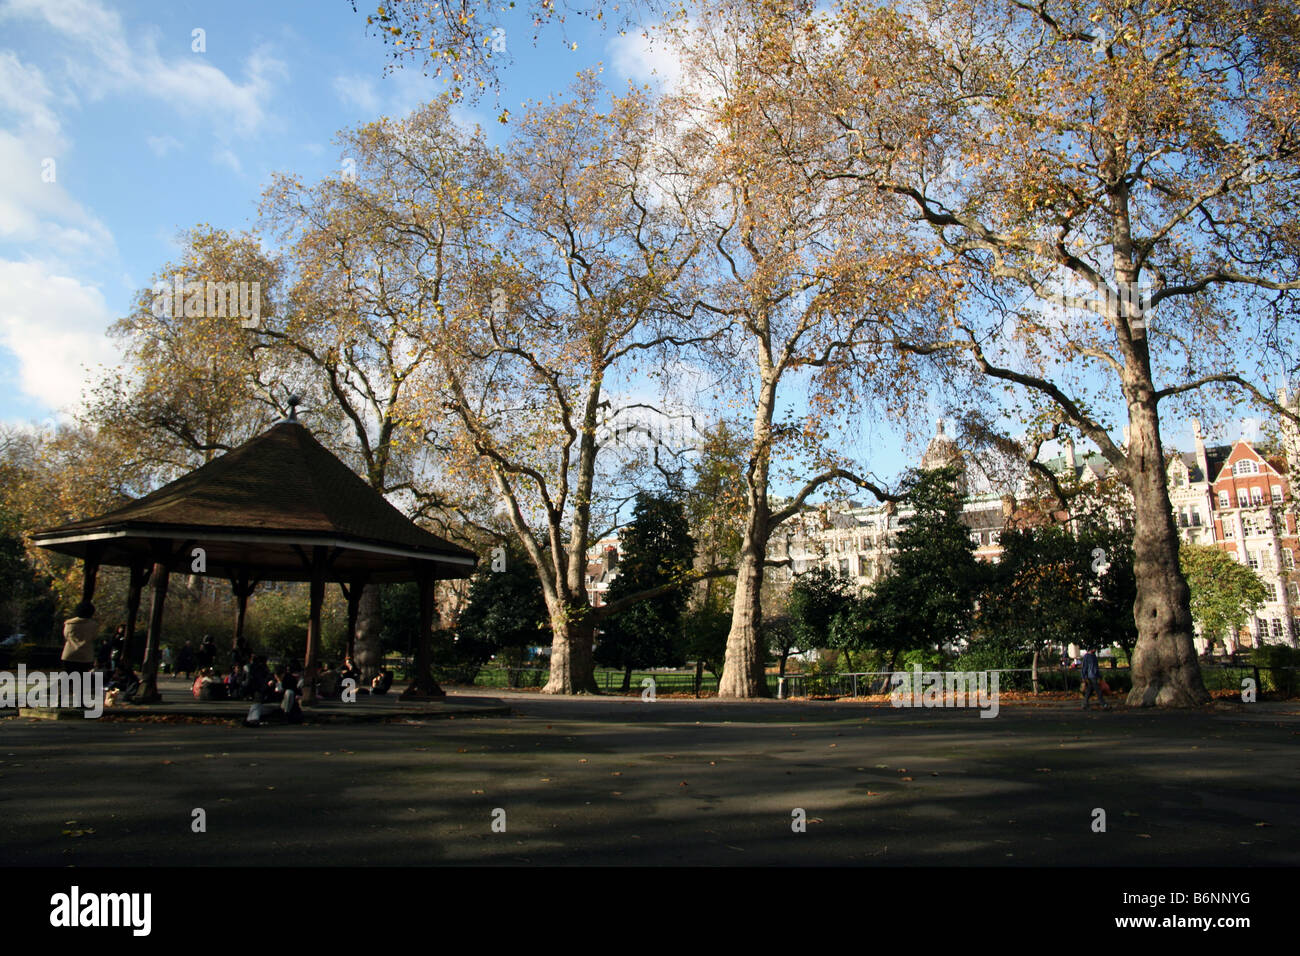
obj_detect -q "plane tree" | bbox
[755,0,1300,705]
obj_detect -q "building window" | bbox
[1239,489,1250,507]
[1223,522,1235,539]
[989,531,1000,544]
[1285,550,1295,570]
[1252,488,1264,505]
[838,558,850,578]
[1234,460,1259,476]
[1289,582,1300,603]
[1272,619,1284,639]
[1219,491,1230,508]
[1248,551,1260,570]
[1265,581,1278,602]
[1272,485,1284,503]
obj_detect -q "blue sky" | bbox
[0,0,1267,494]
[0,0,661,417]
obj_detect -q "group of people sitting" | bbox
[190,653,393,723]
[191,656,300,722]
[315,656,394,699]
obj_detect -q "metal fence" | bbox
[393,658,1296,698]
[776,664,1298,698]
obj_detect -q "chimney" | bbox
[1063,436,1077,472]
[1191,418,1208,480]
[604,546,618,573]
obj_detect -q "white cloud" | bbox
[213,147,241,174]
[333,74,382,114]
[610,27,686,93]
[0,128,114,257]
[0,51,60,137]
[146,133,183,157]
[333,64,462,126]
[0,260,118,412]
[1,0,287,136]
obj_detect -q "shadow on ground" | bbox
[1,689,1296,866]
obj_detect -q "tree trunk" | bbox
[353,585,383,682]
[718,541,769,698]
[1031,647,1039,695]
[622,664,632,692]
[1124,401,1211,707]
[542,609,599,694]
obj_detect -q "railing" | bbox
[392,658,1298,699]
[777,664,1300,698]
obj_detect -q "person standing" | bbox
[1081,646,1109,710]
[61,602,99,674]
[197,634,217,671]
[244,655,273,726]
[177,641,196,680]
[108,624,128,669]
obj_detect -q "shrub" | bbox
[956,640,1033,691]
[1252,645,1300,697]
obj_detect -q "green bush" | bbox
[1252,645,1300,697]
[955,639,1032,690]
[803,655,841,696]
[900,648,947,672]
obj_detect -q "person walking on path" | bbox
[1081,646,1109,710]
[61,602,99,674]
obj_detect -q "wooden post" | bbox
[231,572,256,654]
[401,566,445,699]
[135,562,170,702]
[80,544,101,608]
[119,562,151,669]
[341,577,365,663]
[301,547,327,706]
